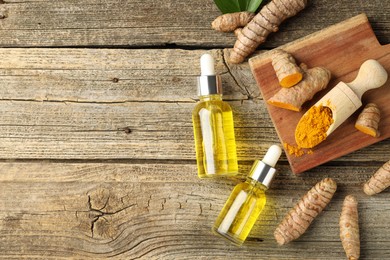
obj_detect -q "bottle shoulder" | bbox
[193,98,233,112]
[234,180,266,197]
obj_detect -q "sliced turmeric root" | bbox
[271,49,303,88]
[355,103,381,137]
[280,73,303,88]
[267,101,300,112]
[268,66,331,112]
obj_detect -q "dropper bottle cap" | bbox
[248,145,282,189]
[197,54,222,96]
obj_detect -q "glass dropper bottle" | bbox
[212,145,282,245]
[192,54,238,178]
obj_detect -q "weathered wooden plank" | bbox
[0,49,251,102]
[0,98,389,162]
[0,99,275,160]
[0,162,389,258]
[0,0,388,48]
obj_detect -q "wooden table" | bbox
[0,1,389,259]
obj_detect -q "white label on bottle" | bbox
[199,108,215,174]
[218,190,248,234]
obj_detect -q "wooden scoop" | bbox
[296,59,388,148]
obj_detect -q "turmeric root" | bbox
[340,195,360,260]
[234,28,242,37]
[355,103,381,137]
[271,49,303,88]
[229,0,308,64]
[274,178,337,245]
[211,12,255,32]
[268,66,331,111]
[363,160,390,195]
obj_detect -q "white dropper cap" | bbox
[200,54,215,76]
[197,53,222,96]
[249,145,282,189]
[262,145,282,167]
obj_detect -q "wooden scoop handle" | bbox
[348,59,388,99]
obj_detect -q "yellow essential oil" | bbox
[192,54,238,178]
[212,145,282,245]
[192,95,238,178]
[213,179,266,245]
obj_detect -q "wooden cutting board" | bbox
[249,13,390,174]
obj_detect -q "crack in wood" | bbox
[87,195,103,238]
[85,189,138,239]
[145,195,152,212]
[160,198,167,211]
[221,51,252,100]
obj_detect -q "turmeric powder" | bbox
[283,142,312,157]
[229,0,308,64]
[295,105,334,148]
[274,178,337,245]
[267,66,331,112]
[340,195,360,260]
[363,159,390,195]
[211,12,255,32]
[283,142,304,157]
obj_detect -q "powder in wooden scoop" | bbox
[295,105,333,148]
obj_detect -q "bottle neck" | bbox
[199,94,222,101]
[197,75,222,96]
[247,160,276,189]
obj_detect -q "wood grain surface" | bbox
[0,0,389,259]
[1,162,390,259]
[0,0,387,47]
[249,14,390,174]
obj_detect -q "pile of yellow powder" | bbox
[295,105,333,148]
[285,105,333,157]
[283,142,312,157]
